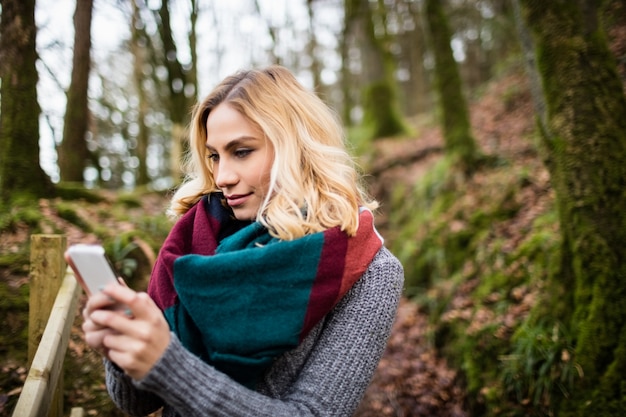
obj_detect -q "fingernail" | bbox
[124,308,133,317]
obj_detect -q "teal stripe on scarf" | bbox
[169,222,325,386]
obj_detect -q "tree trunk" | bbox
[306,0,323,94]
[340,0,359,126]
[157,0,193,183]
[57,0,93,183]
[0,0,54,204]
[346,0,408,140]
[131,0,150,187]
[188,0,199,103]
[401,0,431,117]
[518,0,626,414]
[424,0,479,171]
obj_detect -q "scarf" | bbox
[148,193,383,387]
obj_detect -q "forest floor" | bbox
[0,63,536,417]
[354,65,537,417]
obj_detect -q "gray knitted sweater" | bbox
[104,246,404,416]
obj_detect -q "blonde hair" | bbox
[170,65,377,240]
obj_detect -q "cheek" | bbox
[256,171,271,196]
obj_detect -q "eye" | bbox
[207,152,219,162]
[234,148,252,158]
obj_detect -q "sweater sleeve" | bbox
[106,247,404,417]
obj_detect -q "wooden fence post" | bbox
[27,235,67,417]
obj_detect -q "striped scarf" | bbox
[148,193,382,386]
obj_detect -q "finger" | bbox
[106,341,147,380]
[82,317,107,333]
[84,326,117,350]
[101,285,158,320]
[104,331,170,380]
[84,289,120,315]
[90,308,136,336]
[100,283,137,306]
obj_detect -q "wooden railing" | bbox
[11,235,85,417]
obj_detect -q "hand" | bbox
[87,284,171,380]
[82,284,128,357]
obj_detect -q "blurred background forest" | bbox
[1,0,626,416]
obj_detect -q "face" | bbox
[205,103,274,221]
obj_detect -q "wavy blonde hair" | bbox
[170,65,377,240]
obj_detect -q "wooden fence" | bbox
[11,235,85,417]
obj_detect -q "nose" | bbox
[214,159,238,189]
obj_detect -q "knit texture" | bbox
[147,193,383,386]
[105,247,404,417]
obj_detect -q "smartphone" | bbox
[65,244,119,296]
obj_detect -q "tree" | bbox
[398,0,431,117]
[424,0,479,172]
[516,0,626,414]
[131,0,150,186]
[155,0,196,183]
[57,0,93,183]
[305,0,323,93]
[343,0,409,140]
[0,0,54,205]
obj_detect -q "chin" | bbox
[232,209,257,222]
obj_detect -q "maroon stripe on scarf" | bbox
[149,200,221,310]
[300,226,347,339]
[299,210,383,340]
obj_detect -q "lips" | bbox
[225,193,251,207]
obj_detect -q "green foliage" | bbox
[500,321,580,415]
[106,236,140,281]
[387,150,569,415]
[390,158,525,291]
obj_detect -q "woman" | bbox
[83,65,404,417]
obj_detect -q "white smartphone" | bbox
[65,244,119,296]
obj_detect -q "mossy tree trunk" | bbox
[0,0,54,205]
[518,0,626,415]
[424,0,479,171]
[344,0,408,140]
[57,0,93,183]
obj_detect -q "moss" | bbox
[361,81,411,140]
[116,193,143,209]
[55,202,93,232]
[0,280,30,361]
[0,203,43,233]
[55,183,107,203]
[0,251,31,275]
[519,1,626,412]
[388,133,570,414]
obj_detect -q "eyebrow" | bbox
[205,136,259,152]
